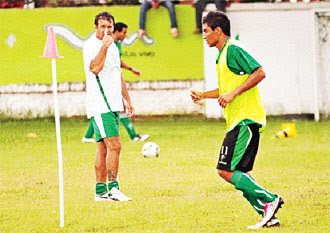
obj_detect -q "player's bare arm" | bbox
[191,89,220,103]
[218,67,266,108]
[90,31,113,75]
[121,75,134,117]
[121,60,141,76]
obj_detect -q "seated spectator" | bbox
[139,0,179,38]
[192,0,226,34]
[0,0,24,8]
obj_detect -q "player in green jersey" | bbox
[191,11,284,229]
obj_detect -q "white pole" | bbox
[311,10,320,121]
[51,58,65,227]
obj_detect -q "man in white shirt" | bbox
[83,11,133,202]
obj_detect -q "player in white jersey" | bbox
[83,11,133,202]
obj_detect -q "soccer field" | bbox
[0,116,329,232]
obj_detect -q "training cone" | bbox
[42,27,61,58]
[274,123,297,139]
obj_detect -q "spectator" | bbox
[139,0,179,38]
[0,0,24,8]
[192,0,226,34]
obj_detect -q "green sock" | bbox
[84,120,94,138]
[108,180,119,192]
[95,183,107,196]
[243,192,264,216]
[230,170,276,203]
[120,117,137,139]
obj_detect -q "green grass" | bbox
[0,116,329,232]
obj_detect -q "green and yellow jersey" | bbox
[216,38,266,132]
[115,41,122,58]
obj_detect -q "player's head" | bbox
[114,22,128,41]
[202,11,230,47]
[94,11,115,39]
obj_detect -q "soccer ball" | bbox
[142,142,160,158]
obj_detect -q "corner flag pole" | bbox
[41,27,64,228]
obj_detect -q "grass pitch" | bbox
[0,116,329,232]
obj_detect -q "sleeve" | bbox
[83,42,98,73]
[227,45,261,75]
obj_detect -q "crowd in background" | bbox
[0,0,324,9]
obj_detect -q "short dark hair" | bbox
[94,11,115,26]
[202,11,231,37]
[114,22,128,32]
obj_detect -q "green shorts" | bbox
[91,111,120,142]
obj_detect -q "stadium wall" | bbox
[0,81,204,118]
[204,2,330,120]
[1,3,329,118]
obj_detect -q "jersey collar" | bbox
[216,37,230,64]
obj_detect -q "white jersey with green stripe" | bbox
[83,35,123,118]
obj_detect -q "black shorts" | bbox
[216,123,260,172]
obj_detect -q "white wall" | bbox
[0,81,204,118]
[317,12,330,115]
[204,3,330,119]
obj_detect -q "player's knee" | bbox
[105,137,122,152]
[217,169,225,178]
[217,169,231,182]
[111,140,121,152]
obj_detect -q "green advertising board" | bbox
[0,5,203,85]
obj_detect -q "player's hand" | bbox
[131,68,141,76]
[191,90,203,103]
[102,30,113,48]
[218,91,236,108]
[126,102,135,118]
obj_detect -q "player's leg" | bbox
[82,119,96,143]
[217,123,283,228]
[94,111,131,201]
[120,112,137,140]
[120,112,150,142]
[104,136,131,201]
[94,140,109,201]
[242,191,281,228]
[92,112,120,201]
[104,136,121,187]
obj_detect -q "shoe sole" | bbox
[94,198,113,202]
[264,222,281,228]
[274,197,284,215]
[140,136,150,142]
[109,197,132,202]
